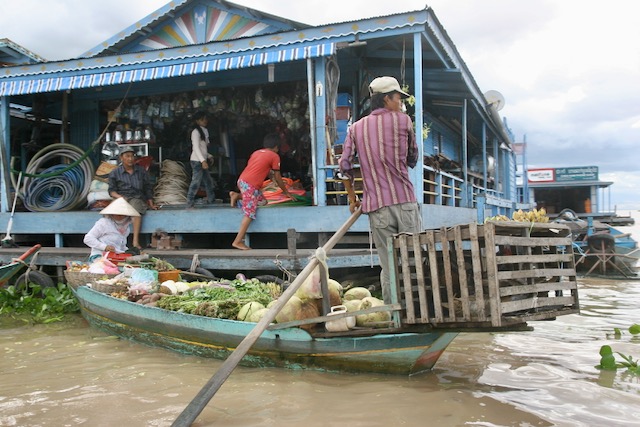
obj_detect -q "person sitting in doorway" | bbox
[108,146,157,250]
[83,197,140,262]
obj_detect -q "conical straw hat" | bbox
[100,197,140,217]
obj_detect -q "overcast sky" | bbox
[2,0,639,211]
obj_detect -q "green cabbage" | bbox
[344,287,371,301]
[237,301,265,321]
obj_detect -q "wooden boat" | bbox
[74,221,581,376]
[74,285,458,375]
[554,210,639,276]
[0,244,41,287]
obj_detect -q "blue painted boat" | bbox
[554,210,639,276]
[74,286,458,375]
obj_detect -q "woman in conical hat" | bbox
[83,198,140,261]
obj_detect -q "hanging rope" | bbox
[325,55,341,146]
[400,37,406,87]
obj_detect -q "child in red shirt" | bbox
[230,133,293,250]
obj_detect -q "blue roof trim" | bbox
[0,42,335,96]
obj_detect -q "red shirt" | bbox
[239,149,281,188]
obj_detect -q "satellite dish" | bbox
[484,90,505,111]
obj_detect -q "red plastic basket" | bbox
[105,252,132,262]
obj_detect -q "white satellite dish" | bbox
[484,90,505,111]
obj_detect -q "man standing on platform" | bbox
[339,76,422,303]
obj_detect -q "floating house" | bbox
[0,0,527,272]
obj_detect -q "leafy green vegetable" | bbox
[156,278,281,319]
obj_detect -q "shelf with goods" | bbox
[324,166,363,206]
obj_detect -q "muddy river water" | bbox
[2,277,639,426]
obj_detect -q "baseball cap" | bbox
[369,76,410,98]
[119,146,136,155]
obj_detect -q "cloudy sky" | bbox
[2,0,639,211]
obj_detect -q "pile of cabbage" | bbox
[155,267,390,329]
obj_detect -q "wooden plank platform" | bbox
[0,246,378,275]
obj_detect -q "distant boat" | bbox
[554,209,639,277]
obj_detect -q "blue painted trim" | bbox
[314,58,327,206]
[0,97,8,212]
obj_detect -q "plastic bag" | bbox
[87,256,120,275]
[129,268,158,284]
[294,264,323,301]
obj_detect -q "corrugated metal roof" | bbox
[0,10,428,81]
[81,0,309,58]
[0,38,46,65]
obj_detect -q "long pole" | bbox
[171,207,362,427]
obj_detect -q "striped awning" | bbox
[0,42,334,97]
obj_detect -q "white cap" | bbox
[369,76,410,98]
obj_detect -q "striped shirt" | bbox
[108,164,154,201]
[338,108,418,213]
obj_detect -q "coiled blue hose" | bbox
[21,144,94,212]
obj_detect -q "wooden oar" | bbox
[171,207,363,427]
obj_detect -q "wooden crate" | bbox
[389,221,580,328]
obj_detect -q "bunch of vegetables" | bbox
[148,257,176,272]
[120,266,391,331]
[156,278,281,320]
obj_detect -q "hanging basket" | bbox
[88,280,128,294]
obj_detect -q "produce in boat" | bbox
[344,287,371,301]
[237,302,265,321]
[275,295,303,323]
[355,296,390,327]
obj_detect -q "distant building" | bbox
[525,165,612,215]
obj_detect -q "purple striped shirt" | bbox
[338,108,418,213]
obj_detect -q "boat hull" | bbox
[75,286,457,376]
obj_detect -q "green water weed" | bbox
[0,283,79,323]
[597,324,640,375]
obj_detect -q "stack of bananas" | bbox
[512,208,549,223]
[484,214,510,222]
[485,208,549,223]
